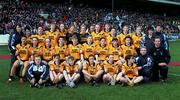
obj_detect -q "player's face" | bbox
[87,36,93,44]
[38,27,43,34]
[35,57,41,65]
[60,24,65,31]
[81,27,86,33]
[45,39,51,47]
[32,38,38,46]
[156,26,161,32]
[110,29,116,36]
[148,29,153,35]
[136,27,141,34]
[123,26,128,33]
[21,37,27,44]
[109,55,114,63]
[140,48,147,56]
[125,38,131,46]
[90,26,95,32]
[129,57,135,63]
[105,24,110,31]
[112,40,118,47]
[25,29,31,36]
[68,59,74,66]
[16,25,22,33]
[70,26,75,32]
[72,38,78,45]
[58,38,64,45]
[154,38,161,47]
[54,56,60,62]
[95,25,100,32]
[100,39,106,46]
[50,24,55,31]
[89,56,94,63]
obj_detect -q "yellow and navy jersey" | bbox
[63,63,79,76]
[31,34,47,47]
[55,45,68,60]
[16,44,30,61]
[120,45,137,58]
[67,44,82,60]
[108,45,122,61]
[95,45,109,61]
[45,31,59,47]
[49,61,64,73]
[79,33,89,44]
[83,62,102,75]
[131,33,144,49]
[82,43,95,59]
[91,32,102,46]
[117,33,132,45]
[41,46,55,61]
[122,63,138,78]
[103,61,119,76]
[28,46,42,61]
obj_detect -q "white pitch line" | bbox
[169,73,180,77]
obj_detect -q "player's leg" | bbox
[103,74,111,83]
[20,61,29,84]
[8,60,21,82]
[49,71,55,83]
[84,74,92,83]
[160,66,168,81]
[116,72,122,82]
[72,73,80,83]
[133,76,143,84]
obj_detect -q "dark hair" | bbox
[125,55,133,62]
[153,36,161,41]
[53,54,60,58]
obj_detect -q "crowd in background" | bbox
[0,0,180,35]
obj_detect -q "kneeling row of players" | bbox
[20,53,151,88]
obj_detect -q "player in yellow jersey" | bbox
[103,54,120,85]
[48,54,64,88]
[117,25,132,45]
[82,35,95,60]
[95,37,109,63]
[31,26,46,47]
[132,26,144,54]
[106,28,117,46]
[63,56,80,88]
[55,36,68,61]
[59,23,67,38]
[82,55,103,86]
[8,36,30,83]
[119,55,143,86]
[108,38,122,61]
[120,36,137,58]
[41,38,56,64]
[91,24,103,46]
[45,24,59,47]
[29,37,42,61]
[101,23,111,38]
[79,25,89,44]
[67,36,83,70]
[24,27,32,46]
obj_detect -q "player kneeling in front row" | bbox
[26,55,49,88]
[120,55,143,86]
[103,54,121,86]
[48,54,65,88]
[82,55,103,86]
[63,56,80,88]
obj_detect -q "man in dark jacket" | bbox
[150,37,171,82]
[8,25,23,77]
[153,25,169,51]
[135,47,153,82]
[141,26,154,55]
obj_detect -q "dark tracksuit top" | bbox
[150,46,171,66]
[27,62,49,81]
[135,55,154,81]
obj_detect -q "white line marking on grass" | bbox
[169,73,180,77]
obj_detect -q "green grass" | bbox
[0,41,180,100]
